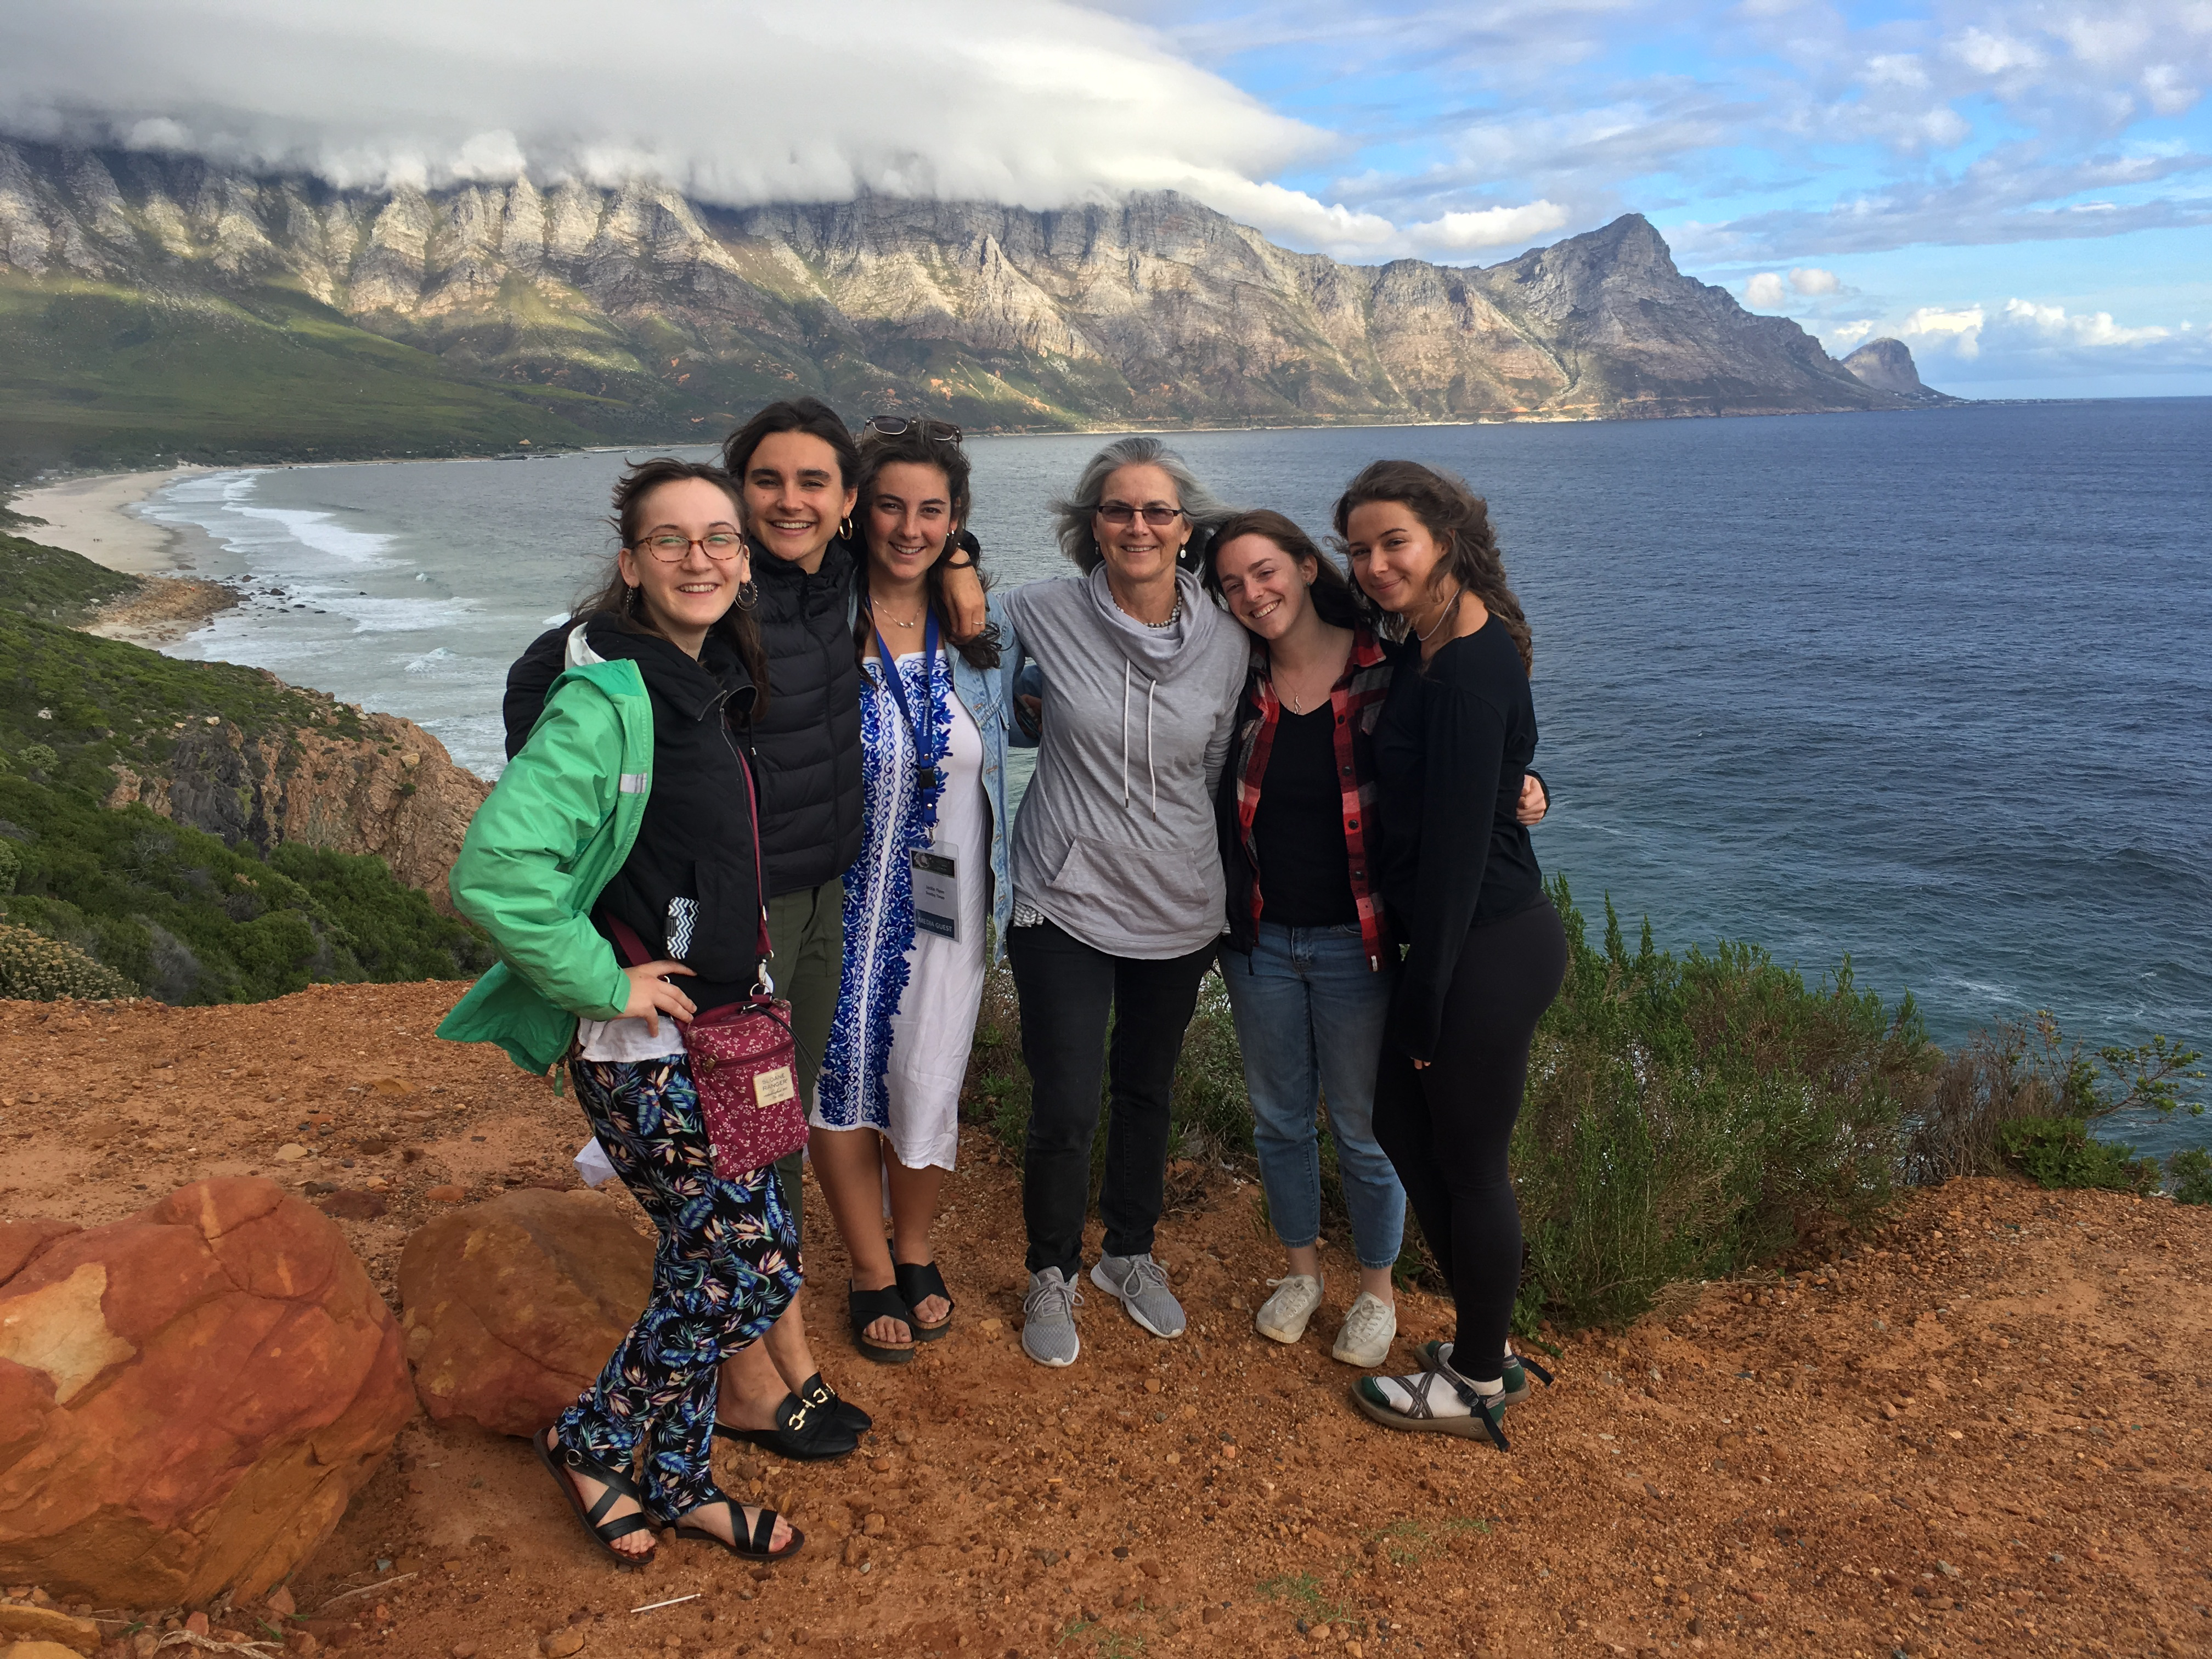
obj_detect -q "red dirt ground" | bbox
[3,984,2210,1659]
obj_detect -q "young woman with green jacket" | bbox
[439,459,805,1569]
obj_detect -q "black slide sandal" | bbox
[849,1281,917,1364]
[713,1390,859,1462]
[535,1428,658,1567]
[672,1493,805,1563]
[893,1260,956,1340]
[800,1370,873,1435]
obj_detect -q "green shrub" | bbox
[16,742,55,771]
[0,918,137,1000]
[0,772,489,1003]
[2169,1148,2212,1206]
[1998,1116,2159,1192]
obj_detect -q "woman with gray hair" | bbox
[1001,436,1249,1368]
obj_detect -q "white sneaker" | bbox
[1254,1274,1324,1345]
[1331,1291,1398,1368]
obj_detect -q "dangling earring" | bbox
[736,577,759,611]
[625,582,643,614]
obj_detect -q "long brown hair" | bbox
[577,458,770,709]
[1331,460,1532,674]
[1200,508,1361,631]
[850,423,1001,670]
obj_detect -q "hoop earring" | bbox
[839,516,855,543]
[736,578,759,611]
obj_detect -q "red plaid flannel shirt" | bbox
[1231,625,1396,970]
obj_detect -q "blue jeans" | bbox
[1220,922,1406,1271]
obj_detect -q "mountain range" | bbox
[0,140,1946,481]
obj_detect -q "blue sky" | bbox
[1105,0,2212,396]
[5,0,2205,396]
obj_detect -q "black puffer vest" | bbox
[745,538,864,898]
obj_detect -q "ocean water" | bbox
[141,402,2212,1156]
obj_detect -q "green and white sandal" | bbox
[1414,1339,1555,1407]
[1352,1363,1513,1451]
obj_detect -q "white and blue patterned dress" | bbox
[815,646,990,1171]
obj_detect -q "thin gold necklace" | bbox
[1415,585,1465,644]
[872,592,926,630]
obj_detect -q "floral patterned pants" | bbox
[554,1054,801,1517]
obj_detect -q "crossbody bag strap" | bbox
[740,749,775,985]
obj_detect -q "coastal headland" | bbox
[1,983,2207,1657]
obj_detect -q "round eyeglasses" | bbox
[634,530,746,562]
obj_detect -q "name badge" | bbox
[913,841,958,940]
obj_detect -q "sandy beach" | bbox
[8,465,217,574]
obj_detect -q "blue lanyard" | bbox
[871,609,943,791]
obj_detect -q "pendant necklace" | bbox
[1417,585,1465,644]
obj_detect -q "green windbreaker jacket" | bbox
[435,659,656,1073]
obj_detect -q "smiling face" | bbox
[1213,532,1317,644]
[1093,461,1189,586]
[864,460,959,587]
[741,430,859,573]
[1344,498,1449,617]
[616,476,749,650]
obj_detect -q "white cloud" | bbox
[1788,267,1841,295]
[0,0,1384,253]
[1824,319,1879,348]
[1901,305,1989,358]
[1745,272,1788,307]
[1999,297,2170,345]
[1403,199,1571,253]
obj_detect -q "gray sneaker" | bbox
[1091,1252,1186,1339]
[1022,1268,1083,1368]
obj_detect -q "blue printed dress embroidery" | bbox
[819,646,955,1134]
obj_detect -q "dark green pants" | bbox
[765,876,844,1246]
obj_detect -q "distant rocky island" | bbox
[0,140,1951,479]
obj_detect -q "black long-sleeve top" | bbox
[1372,621,1546,1062]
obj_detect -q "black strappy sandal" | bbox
[1351,1365,1514,1451]
[670,1492,805,1563]
[893,1260,956,1340]
[849,1281,917,1364]
[535,1428,659,1567]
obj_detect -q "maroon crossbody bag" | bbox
[602,759,805,1176]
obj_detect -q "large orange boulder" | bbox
[0,1178,415,1606]
[397,1187,651,1437]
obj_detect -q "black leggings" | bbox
[1373,899,1567,1380]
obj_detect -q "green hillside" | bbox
[0,533,491,1002]
[0,274,628,482]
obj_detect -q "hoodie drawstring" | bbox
[1119,659,1160,820]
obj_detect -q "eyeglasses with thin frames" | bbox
[1096,503,1187,527]
[863,415,964,444]
[634,529,746,562]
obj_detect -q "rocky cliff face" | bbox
[0,140,1918,435]
[102,702,488,912]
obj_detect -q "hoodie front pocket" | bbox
[1045,833,1217,941]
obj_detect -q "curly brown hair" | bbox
[1331,460,1532,675]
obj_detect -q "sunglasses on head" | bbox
[863,415,964,444]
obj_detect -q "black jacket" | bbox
[746,538,864,898]
[504,544,865,902]
[528,620,764,1009]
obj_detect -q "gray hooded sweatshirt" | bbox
[1003,566,1250,958]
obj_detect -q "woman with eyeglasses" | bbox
[811,419,1014,1363]
[442,459,803,1567]
[998,436,1249,1369]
